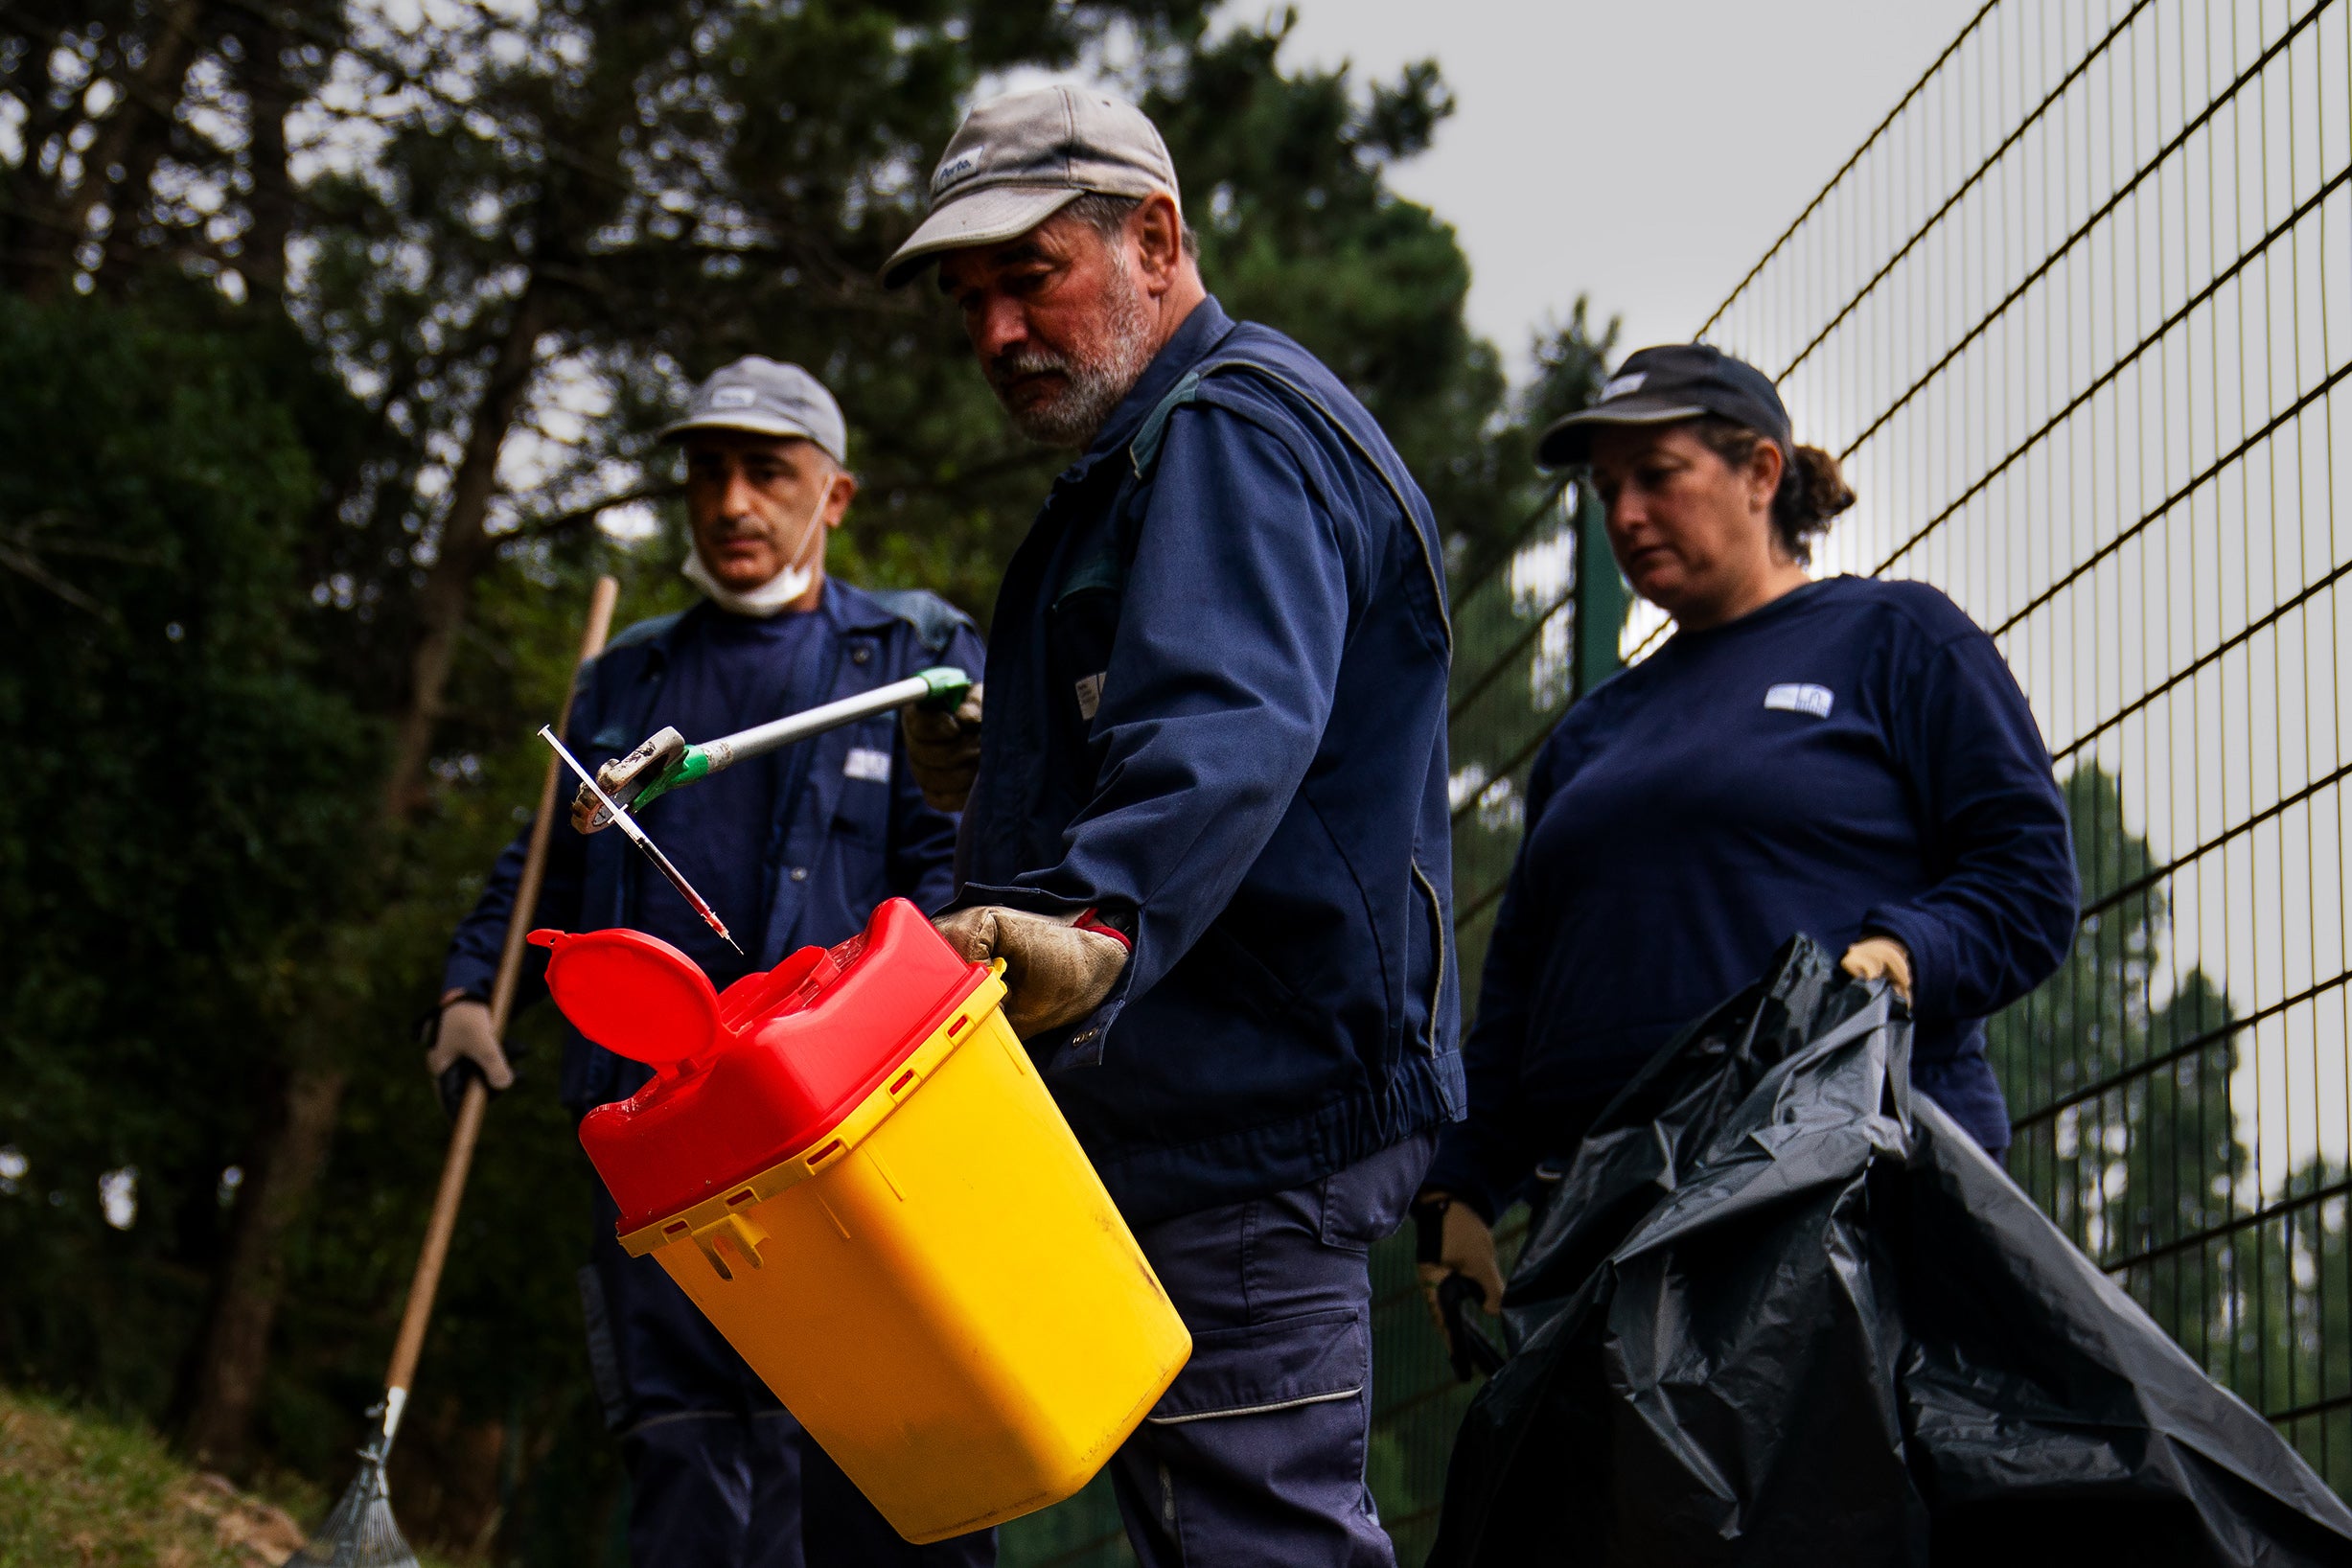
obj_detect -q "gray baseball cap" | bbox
[881,85,1180,288]
[658,356,847,465]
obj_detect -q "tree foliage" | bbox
[0,285,376,1413]
[0,1,1621,1556]
[1989,767,2352,1492]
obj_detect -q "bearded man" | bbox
[887,87,1463,1568]
[431,358,993,1567]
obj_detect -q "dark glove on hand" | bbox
[902,684,982,813]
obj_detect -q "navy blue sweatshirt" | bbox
[1426,575,2078,1218]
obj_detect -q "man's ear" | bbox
[820,468,859,531]
[1132,192,1187,295]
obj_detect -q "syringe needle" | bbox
[539,726,741,954]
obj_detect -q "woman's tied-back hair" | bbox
[1688,417,1857,566]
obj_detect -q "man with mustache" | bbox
[887,88,1461,1567]
[432,358,994,1566]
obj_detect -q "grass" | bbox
[0,1385,311,1567]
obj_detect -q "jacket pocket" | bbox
[1407,857,1448,1058]
[1169,916,1305,1030]
[1143,1306,1366,1425]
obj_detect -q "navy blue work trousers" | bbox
[586,1179,997,1568]
[1106,1132,1434,1567]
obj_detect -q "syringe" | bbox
[538,726,743,957]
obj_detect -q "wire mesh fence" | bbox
[1000,2,2352,1560]
[1689,0,2352,1497]
[1444,486,1584,990]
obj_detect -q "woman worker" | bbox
[1418,343,2080,1312]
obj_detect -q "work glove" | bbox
[426,995,515,1118]
[902,683,983,813]
[1839,935,1914,1003]
[1414,1192,1507,1321]
[934,903,1126,1040]
[573,726,687,833]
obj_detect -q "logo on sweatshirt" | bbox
[1764,682,1834,719]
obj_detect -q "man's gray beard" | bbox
[988,269,1157,449]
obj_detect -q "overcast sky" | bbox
[1258,0,1986,368]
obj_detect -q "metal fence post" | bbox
[1572,485,1626,701]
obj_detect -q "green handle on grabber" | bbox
[616,665,972,817]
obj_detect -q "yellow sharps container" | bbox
[538,897,1190,1542]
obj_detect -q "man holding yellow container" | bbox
[887,87,1461,1567]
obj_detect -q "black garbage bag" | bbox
[1430,935,2352,1568]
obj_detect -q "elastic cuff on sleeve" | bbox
[948,886,1090,921]
[440,961,498,1005]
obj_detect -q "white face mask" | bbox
[682,472,837,616]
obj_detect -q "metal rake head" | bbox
[284,1444,417,1568]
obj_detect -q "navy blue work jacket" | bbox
[444,578,983,1113]
[956,296,1464,1226]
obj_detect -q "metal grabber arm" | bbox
[572,664,973,834]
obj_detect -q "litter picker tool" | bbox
[288,575,620,1568]
[538,724,743,957]
[573,665,972,833]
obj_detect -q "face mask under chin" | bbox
[682,473,835,616]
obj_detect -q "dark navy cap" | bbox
[1537,343,1792,468]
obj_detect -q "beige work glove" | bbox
[1416,1194,1507,1322]
[427,996,516,1093]
[934,904,1127,1039]
[902,683,983,813]
[573,726,687,833]
[1839,935,1914,1003]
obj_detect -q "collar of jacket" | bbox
[623,576,912,670]
[1057,293,1238,486]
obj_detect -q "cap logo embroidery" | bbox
[933,150,984,194]
[708,385,759,408]
[1764,682,1834,719]
[1601,372,1648,401]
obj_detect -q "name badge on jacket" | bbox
[843,747,892,783]
[1764,682,1834,719]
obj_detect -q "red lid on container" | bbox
[549,897,987,1233]
[529,928,721,1068]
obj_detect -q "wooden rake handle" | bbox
[383,575,619,1406]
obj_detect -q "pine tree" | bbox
[1987,766,2243,1360]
